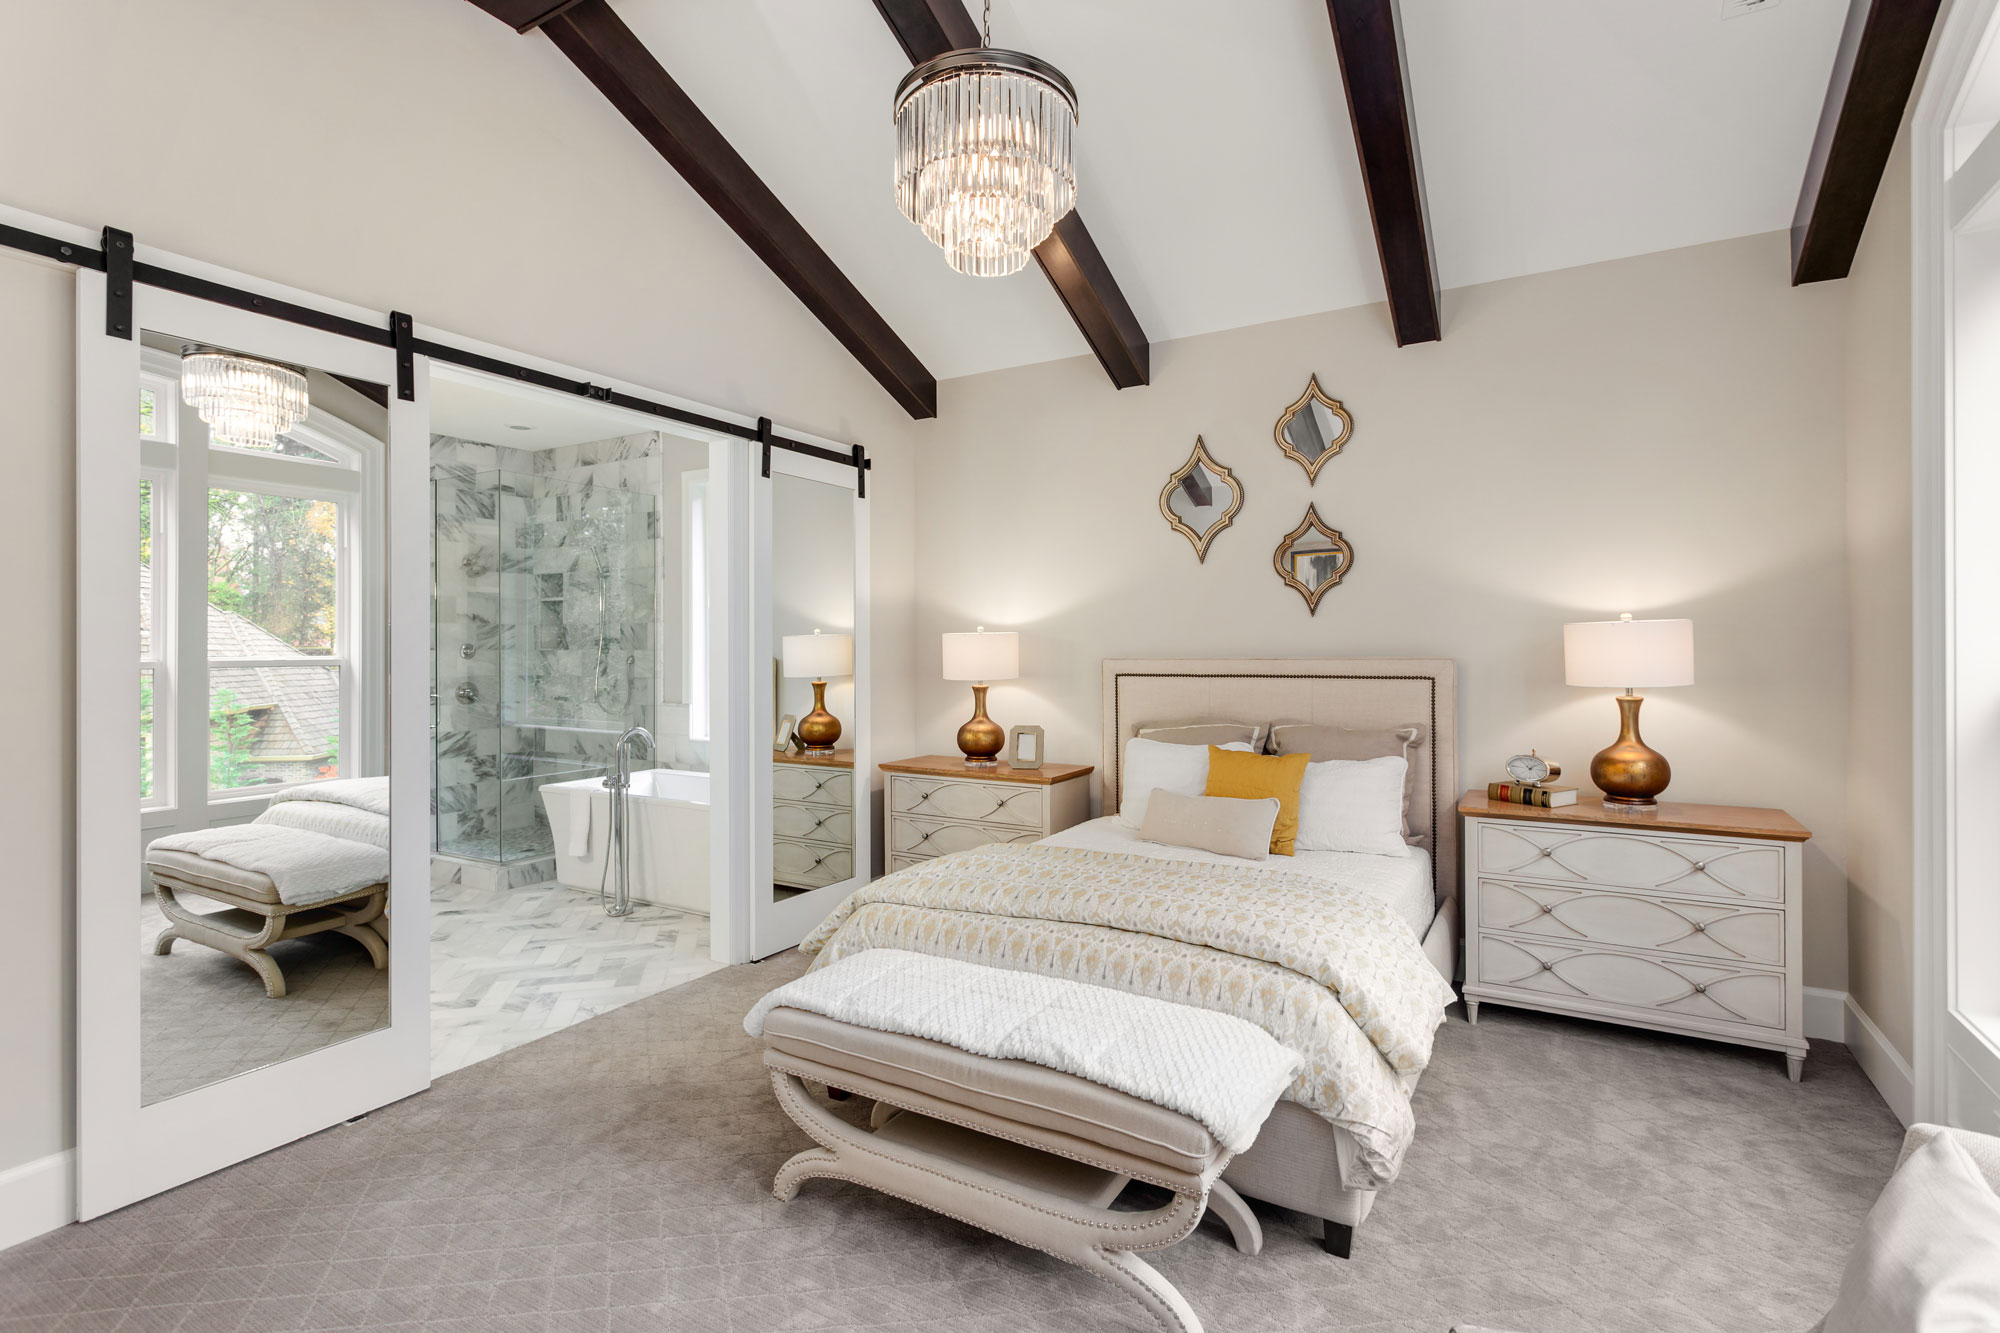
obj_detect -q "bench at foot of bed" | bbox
[763,1006,1275,1333]
[146,849,386,999]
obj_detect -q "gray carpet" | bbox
[1,952,1902,1333]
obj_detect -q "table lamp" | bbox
[781,629,853,752]
[1563,613,1694,809]
[942,627,1019,766]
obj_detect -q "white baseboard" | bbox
[1803,986,1847,1043]
[1844,996,1917,1127]
[0,1150,74,1253]
[1802,987,1915,1125]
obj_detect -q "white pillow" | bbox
[1820,1131,2000,1333]
[1118,737,1252,828]
[1294,755,1408,857]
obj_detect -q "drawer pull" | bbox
[1691,861,1707,874]
[1693,983,1706,994]
[1692,921,1707,933]
[1537,903,1554,915]
[1539,961,1552,972]
[1537,847,1554,859]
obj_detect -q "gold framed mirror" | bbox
[1273,374,1353,482]
[1158,436,1243,563]
[1274,504,1353,613]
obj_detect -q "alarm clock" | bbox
[1504,750,1561,786]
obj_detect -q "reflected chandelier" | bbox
[893,0,1077,277]
[180,345,309,449]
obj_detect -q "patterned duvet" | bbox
[800,843,1457,1186]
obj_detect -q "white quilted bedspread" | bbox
[745,947,1302,1152]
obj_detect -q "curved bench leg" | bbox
[1205,1179,1262,1256]
[152,927,181,956]
[1080,1249,1204,1333]
[338,922,388,969]
[767,1071,1212,1333]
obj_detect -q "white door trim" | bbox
[75,275,433,1218]
[1911,0,2000,1136]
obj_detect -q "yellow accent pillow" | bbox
[1203,747,1309,855]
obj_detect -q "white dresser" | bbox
[1460,792,1812,1080]
[774,751,855,890]
[880,755,1093,873]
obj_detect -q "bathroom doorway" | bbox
[425,367,729,1074]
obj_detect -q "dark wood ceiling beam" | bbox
[1323,0,1440,346]
[873,0,1151,388]
[1791,0,1942,285]
[467,0,937,418]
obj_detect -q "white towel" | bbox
[745,949,1302,1153]
[565,788,593,859]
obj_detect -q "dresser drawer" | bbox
[890,815,1040,859]
[891,775,1045,829]
[1476,822,1784,903]
[888,854,928,874]
[1477,934,1787,1031]
[1477,878,1785,967]
[774,765,852,809]
[774,804,853,845]
[775,840,852,889]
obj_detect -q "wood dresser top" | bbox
[775,748,855,769]
[880,755,1094,786]
[1458,791,1810,842]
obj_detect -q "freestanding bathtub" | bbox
[540,767,710,914]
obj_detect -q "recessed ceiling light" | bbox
[507,424,533,431]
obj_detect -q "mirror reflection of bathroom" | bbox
[138,332,391,1105]
[771,472,857,904]
[428,369,725,1075]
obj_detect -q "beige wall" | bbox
[919,231,1855,990]
[0,256,76,1178]
[1844,125,1917,1063]
[0,0,926,1178]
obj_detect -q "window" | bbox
[684,470,710,742]
[206,487,345,790]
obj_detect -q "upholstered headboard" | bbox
[1100,658,1460,914]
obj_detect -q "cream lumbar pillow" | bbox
[1118,737,1253,828]
[1819,1131,2000,1333]
[1295,755,1409,857]
[1139,791,1280,861]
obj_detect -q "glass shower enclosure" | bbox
[432,469,656,865]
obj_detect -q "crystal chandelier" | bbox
[893,2,1076,278]
[180,346,309,449]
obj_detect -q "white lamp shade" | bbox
[781,631,852,679]
[1564,617,1694,689]
[942,629,1019,682]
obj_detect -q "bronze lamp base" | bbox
[1591,693,1670,808]
[797,679,842,753]
[956,683,1005,766]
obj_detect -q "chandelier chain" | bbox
[982,0,990,47]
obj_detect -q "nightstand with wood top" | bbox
[879,755,1093,872]
[1459,791,1813,1080]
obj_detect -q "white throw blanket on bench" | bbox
[270,775,390,817]
[149,824,388,908]
[745,948,1302,1152]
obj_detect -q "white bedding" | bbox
[255,799,390,849]
[746,948,1302,1152]
[1040,815,1436,940]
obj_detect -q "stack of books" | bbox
[1487,781,1578,808]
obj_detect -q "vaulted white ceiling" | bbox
[611,0,1849,382]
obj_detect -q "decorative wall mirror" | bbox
[1273,374,1353,482]
[1158,435,1242,562]
[1274,504,1354,613]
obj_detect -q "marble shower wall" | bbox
[431,431,708,865]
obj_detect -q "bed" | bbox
[796,657,1460,1255]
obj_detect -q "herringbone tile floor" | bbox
[5,951,1902,1333]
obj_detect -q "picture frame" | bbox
[1008,724,1046,770]
[774,714,798,753]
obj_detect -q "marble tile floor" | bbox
[429,875,725,1078]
